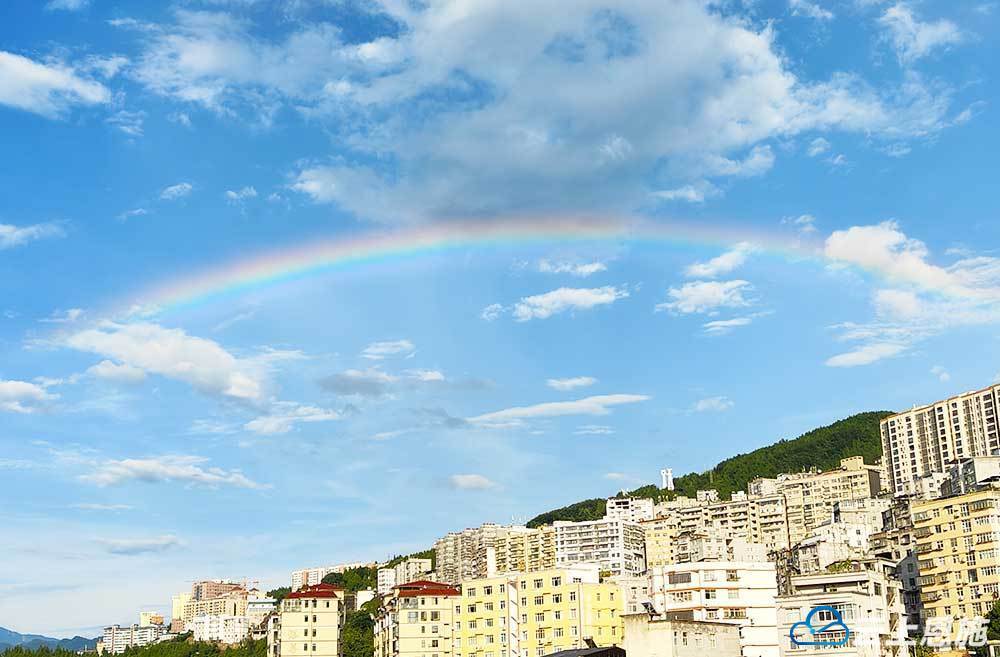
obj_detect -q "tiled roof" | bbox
[394,580,461,597]
[286,583,344,599]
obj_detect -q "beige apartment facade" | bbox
[375,580,461,657]
[777,457,881,545]
[279,583,345,657]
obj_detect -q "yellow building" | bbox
[375,580,461,657]
[493,526,556,576]
[913,487,1000,623]
[182,589,249,624]
[457,567,623,657]
[279,583,345,657]
[777,456,881,544]
[139,612,164,626]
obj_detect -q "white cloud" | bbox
[117,208,149,221]
[320,368,398,397]
[81,455,268,489]
[72,503,133,511]
[244,402,340,435]
[931,365,950,382]
[100,535,181,555]
[106,110,145,137]
[407,369,445,382]
[806,138,831,157]
[879,3,963,65]
[692,396,734,412]
[546,376,598,391]
[576,425,615,435]
[702,317,753,335]
[656,280,753,314]
[361,339,415,360]
[538,260,607,277]
[685,243,755,278]
[0,51,109,118]
[469,394,650,424]
[46,0,90,10]
[790,0,834,20]
[86,360,147,385]
[825,342,907,367]
[225,186,258,203]
[0,379,57,414]
[40,308,84,324]
[160,182,193,200]
[0,222,65,249]
[480,303,505,322]
[513,286,629,321]
[64,321,267,402]
[449,474,498,490]
[782,214,817,234]
[652,182,719,204]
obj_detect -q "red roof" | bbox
[395,580,460,598]
[286,583,345,599]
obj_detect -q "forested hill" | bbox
[526,410,891,528]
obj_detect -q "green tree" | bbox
[267,587,291,603]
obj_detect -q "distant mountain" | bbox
[0,627,98,652]
[527,410,891,527]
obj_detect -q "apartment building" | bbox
[193,580,244,601]
[170,592,191,632]
[291,563,369,591]
[868,497,921,630]
[190,615,250,644]
[553,519,645,577]
[182,589,249,625]
[435,524,513,585]
[941,456,1000,497]
[776,560,904,657]
[379,558,436,595]
[880,384,1000,497]
[247,595,278,628]
[278,583,345,657]
[494,526,556,576]
[102,624,166,654]
[777,457,881,545]
[622,612,743,657]
[648,560,781,657]
[139,612,164,626]
[374,580,462,657]
[644,494,789,567]
[605,497,655,523]
[912,486,1000,623]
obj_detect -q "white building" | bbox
[191,615,250,644]
[776,560,904,657]
[247,596,277,628]
[376,557,434,595]
[291,563,367,590]
[606,496,655,522]
[623,612,743,657]
[553,517,646,577]
[648,561,781,657]
[102,625,166,654]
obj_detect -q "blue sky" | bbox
[1,0,999,638]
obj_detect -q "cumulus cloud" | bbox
[0,51,109,118]
[685,243,756,278]
[0,379,57,414]
[480,303,505,321]
[86,360,147,384]
[546,376,598,391]
[449,474,497,490]
[656,280,753,314]
[512,286,629,321]
[81,455,268,489]
[692,396,734,412]
[244,402,340,435]
[160,182,193,200]
[468,393,649,424]
[63,321,267,402]
[0,222,65,250]
[538,260,608,277]
[100,535,181,555]
[361,339,415,360]
[879,3,963,65]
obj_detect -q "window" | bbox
[533,579,543,589]
[484,586,493,595]
[551,577,561,587]
[534,596,544,605]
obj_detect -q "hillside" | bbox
[527,410,890,527]
[0,628,96,653]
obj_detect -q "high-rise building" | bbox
[139,612,164,626]
[647,560,780,657]
[191,615,250,644]
[868,496,922,631]
[880,384,1000,497]
[291,563,369,591]
[193,580,244,601]
[776,457,881,545]
[435,524,512,585]
[182,589,249,625]
[278,583,345,657]
[378,558,435,595]
[494,526,557,576]
[171,592,191,632]
[604,497,655,523]
[775,560,904,657]
[374,580,462,657]
[912,486,1000,623]
[553,518,646,577]
[102,625,166,654]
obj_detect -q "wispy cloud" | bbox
[449,474,498,490]
[0,51,109,118]
[684,243,756,278]
[538,260,608,277]
[81,455,269,489]
[159,182,193,200]
[99,534,181,555]
[692,396,734,412]
[656,280,753,315]
[0,222,65,250]
[361,339,415,360]
[512,286,629,321]
[546,376,597,391]
[469,394,650,424]
[878,3,963,65]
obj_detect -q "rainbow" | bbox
[124,215,819,316]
